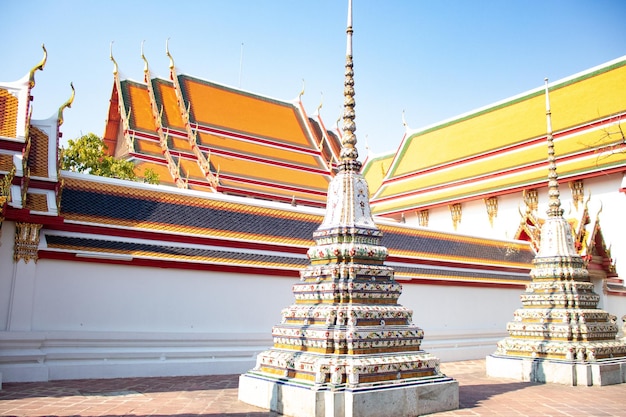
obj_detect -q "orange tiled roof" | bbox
[104,62,339,206]
[28,126,49,178]
[0,88,18,138]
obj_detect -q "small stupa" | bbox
[238,2,458,416]
[486,79,626,386]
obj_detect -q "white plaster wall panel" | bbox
[31,259,296,333]
[0,221,16,329]
[401,283,520,334]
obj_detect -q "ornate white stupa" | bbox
[238,2,459,416]
[486,79,626,386]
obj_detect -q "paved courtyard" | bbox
[1,359,625,416]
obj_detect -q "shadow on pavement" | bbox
[458,381,534,409]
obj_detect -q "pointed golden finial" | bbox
[402,109,410,130]
[28,44,47,88]
[166,38,175,71]
[544,78,563,218]
[58,82,75,127]
[110,41,118,76]
[299,79,305,100]
[141,40,149,81]
[339,0,359,170]
[317,92,324,114]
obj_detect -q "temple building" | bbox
[103,41,341,207]
[0,46,535,384]
[363,57,626,308]
[485,80,626,386]
[1,21,625,390]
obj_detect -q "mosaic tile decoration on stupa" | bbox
[239,1,457,395]
[491,80,626,365]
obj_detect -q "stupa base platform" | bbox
[239,372,458,417]
[486,354,626,386]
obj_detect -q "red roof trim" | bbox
[218,173,327,196]
[38,250,301,277]
[206,147,330,176]
[37,251,527,289]
[372,147,626,207]
[195,124,321,156]
[217,184,327,208]
[382,114,625,187]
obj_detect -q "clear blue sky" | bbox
[2,0,625,156]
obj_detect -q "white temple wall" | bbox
[0,241,526,382]
[0,221,16,330]
[400,282,520,362]
[405,173,626,281]
[1,217,625,382]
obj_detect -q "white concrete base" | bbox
[486,354,626,386]
[239,373,458,417]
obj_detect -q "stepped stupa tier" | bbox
[487,80,626,386]
[239,1,458,415]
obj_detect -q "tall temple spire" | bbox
[544,78,563,218]
[487,78,626,386]
[239,2,458,414]
[339,0,359,169]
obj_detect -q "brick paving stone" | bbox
[0,360,625,416]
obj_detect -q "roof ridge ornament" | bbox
[28,44,47,89]
[141,40,149,82]
[166,38,175,72]
[110,42,118,76]
[57,82,75,127]
[298,79,305,100]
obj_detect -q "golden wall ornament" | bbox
[484,196,498,227]
[14,223,43,263]
[449,203,462,230]
[569,180,584,210]
[417,209,429,227]
[522,189,538,212]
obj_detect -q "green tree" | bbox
[61,133,159,184]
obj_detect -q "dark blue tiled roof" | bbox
[61,187,319,241]
[46,235,308,266]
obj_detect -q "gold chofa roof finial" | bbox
[58,82,75,127]
[141,40,149,81]
[29,44,47,89]
[544,78,563,218]
[166,38,175,71]
[110,41,118,76]
[339,0,359,170]
[299,79,305,100]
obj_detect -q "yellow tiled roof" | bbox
[371,57,626,214]
[361,152,395,198]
